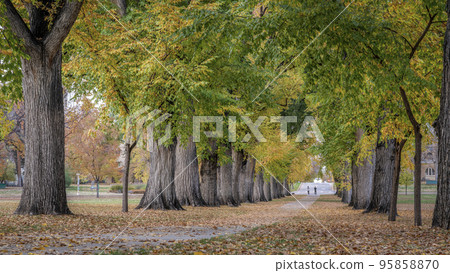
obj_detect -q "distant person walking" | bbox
[314,186,317,195]
[307,186,310,195]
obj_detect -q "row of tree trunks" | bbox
[432,0,450,230]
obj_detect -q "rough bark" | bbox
[238,156,248,202]
[256,170,267,202]
[217,164,224,205]
[200,139,219,206]
[242,157,255,203]
[388,139,407,221]
[220,146,238,206]
[283,178,290,196]
[432,0,450,229]
[231,147,243,206]
[264,175,272,201]
[270,176,280,199]
[174,136,206,206]
[3,0,82,215]
[252,171,260,203]
[351,128,375,210]
[365,139,396,213]
[111,0,127,16]
[136,138,183,210]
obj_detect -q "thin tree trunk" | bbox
[366,139,396,213]
[432,1,450,229]
[200,140,219,206]
[413,129,422,226]
[399,86,422,226]
[15,149,22,187]
[175,136,205,206]
[136,138,183,210]
[122,141,136,212]
[231,147,242,206]
[388,139,407,221]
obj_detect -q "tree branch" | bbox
[44,0,83,58]
[399,86,420,129]
[1,0,38,51]
[383,26,413,49]
[409,13,437,59]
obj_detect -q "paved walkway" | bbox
[281,195,319,210]
[293,182,335,196]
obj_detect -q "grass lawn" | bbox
[397,193,436,204]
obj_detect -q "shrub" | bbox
[110,184,123,193]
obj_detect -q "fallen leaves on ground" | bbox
[0,195,448,255]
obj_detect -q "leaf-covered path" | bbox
[1,194,448,255]
[0,194,312,254]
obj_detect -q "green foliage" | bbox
[399,170,414,187]
[0,161,15,183]
[109,184,123,193]
[65,167,74,188]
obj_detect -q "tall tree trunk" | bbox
[175,136,206,206]
[136,138,183,210]
[217,164,224,205]
[252,171,260,203]
[283,178,290,196]
[399,86,422,226]
[256,169,268,202]
[432,1,450,229]
[366,139,396,213]
[200,140,219,206]
[388,139,407,221]
[270,176,278,199]
[15,49,71,215]
[3,0,83,215]
[243,157,255,203]
[231,147,242,206]
[264,175,272,201]
[351,128,375,210]
[220,145,238,206]
[122,141,136,212]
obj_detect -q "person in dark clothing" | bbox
[307,186,310,195]
[314,186,317,195]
